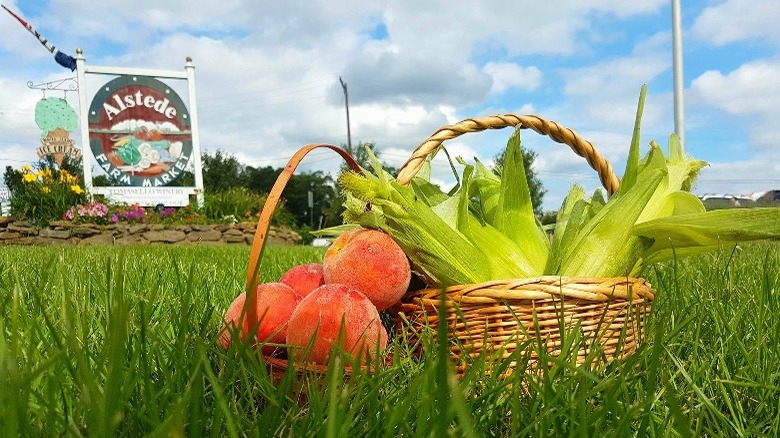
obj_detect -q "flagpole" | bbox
[672,0,685,146]
[1,4,76,71]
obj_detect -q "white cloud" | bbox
[688,60,780,154]
[7,0,779,209]
[691,0,780,45]
[483,62,542,94]
[689,60,780,116]
[556,46,673,150]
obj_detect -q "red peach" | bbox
[323,228,410,311]
[286,283,388,364]
[220,282,301,354]
[279,263,325,297]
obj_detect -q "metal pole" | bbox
[672,0,685,146]
[339,77,352,152]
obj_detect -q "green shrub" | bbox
[202,187,267,220]
[201,187,293,226]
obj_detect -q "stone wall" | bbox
[0,217,302,246]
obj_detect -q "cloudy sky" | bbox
[1,0,778,210]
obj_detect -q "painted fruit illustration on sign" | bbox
[88,75,193,186]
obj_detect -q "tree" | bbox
[201,149,247,192]
[244,165,341,229]
[492,147,546,214]
[245,166,281,194]
[284,171,339,229]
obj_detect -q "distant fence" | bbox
[0,188,10,216]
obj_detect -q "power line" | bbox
[196,77,334,104]
[198,91,329,113]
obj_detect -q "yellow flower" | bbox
[39,168,54,182]
[22,173,37,183]
[70,185,84,195]
[22,165,32,173]
[42,186,51,193]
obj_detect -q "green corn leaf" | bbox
[469,158,501,225]
[557,169,665,276]
[433,164,538,279]
[493,127,549,273]
[545,185,584,274]
[310,223,362,238]
[668,191,706,216]
[618,84,647,195]
[457,164,475,237]
[549,199,591,274]
[634,207,780,264]
[636,135,708,224]
[417,153,433,182]
[465,215,539,279]
[411,177,450,207]
[589,188,606,216]
[638,142,667,175]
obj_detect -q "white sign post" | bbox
[76,49,204,207]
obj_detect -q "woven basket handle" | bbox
[395,114,620,195]
[243,144,362,335]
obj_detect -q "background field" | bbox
[1,243,779,436]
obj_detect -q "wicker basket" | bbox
[393,114,654,372]
[242,115,654,377]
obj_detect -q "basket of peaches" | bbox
[218,144,406,378]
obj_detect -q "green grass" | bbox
[1,242,779,436]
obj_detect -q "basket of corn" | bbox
[336,87,780,374]
[341,112,654,373]
[225,87,780,378]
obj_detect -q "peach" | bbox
[279,263,325,297]
[220,282,301,353]
[323,228,410,311]
[286,284,388,364]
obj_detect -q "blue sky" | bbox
[1,0,779,210]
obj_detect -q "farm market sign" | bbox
[88,75,193,187]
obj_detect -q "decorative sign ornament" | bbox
[34,97,82,166]
[88,75,193,187]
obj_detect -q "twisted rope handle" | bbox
[395,114,620,195]
[244,144,362,336]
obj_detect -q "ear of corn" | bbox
[634,207,780,264]
[333,86,780,286]
[555,169,665,276]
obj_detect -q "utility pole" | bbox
[308,183,314,229]
[672,0,685,146]
[339,76,352,152]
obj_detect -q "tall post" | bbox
[185,56,205,207]
[672,0,685,146]
[75,48,93,197]
[339,76,352,152]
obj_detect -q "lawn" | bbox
[1,242,779,436]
